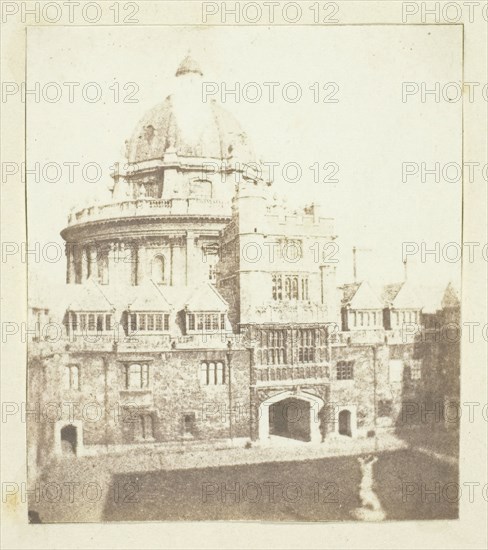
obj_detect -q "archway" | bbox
[338,410,352,437]
[259,390,324,444]
[269,397,311,442]
[60,424,77,455]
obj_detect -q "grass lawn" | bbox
[30,449,458,523]
[100,450,458,522]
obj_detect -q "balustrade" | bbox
[67,198,227,225]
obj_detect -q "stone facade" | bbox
[28,56,460,470]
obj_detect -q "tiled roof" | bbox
[340,283,361,305]
[126,280,171,311]
[183,283,228,312]
[381,283,403,305]
[416,282,460,314]
[98,281,228,313]
[66,279,114,311]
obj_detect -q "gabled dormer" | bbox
[340,281,384,331]
[184,283,230,334]
[64,279,115,335]
[381,282,423,330]
[124,280,172,334]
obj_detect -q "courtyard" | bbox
[30,446,458,523]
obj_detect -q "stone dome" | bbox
[126,56,254,164]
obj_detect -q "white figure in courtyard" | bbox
[351,454,386,521]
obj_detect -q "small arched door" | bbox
[60,424,77,455]
[338,410,352,437]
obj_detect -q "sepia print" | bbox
[18,20,471,529]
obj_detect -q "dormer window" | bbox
[127,312,170,334]
[65,311,114,335]
[186,312,226,334]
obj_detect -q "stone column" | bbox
[136,242,146,285]
[185,232,194,286]
[66,244,76,284]
[119,242,126,285]
[169,241,174,286]
[81,245,89,281]
[108,242,119,288]
[98,245,109,284]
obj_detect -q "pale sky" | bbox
[26,25,463,298]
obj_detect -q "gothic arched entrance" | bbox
[259,391,324,444]
[269,397,312,442]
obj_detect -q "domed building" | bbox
[62,56,254,292]
[60,56,261,344]
[28,56,445,471]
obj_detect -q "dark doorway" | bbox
[183,413,196,437]
[338,410,352,436]
[60,424,77,455]
[269,398,311,442]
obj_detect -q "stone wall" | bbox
[27,347,252,465]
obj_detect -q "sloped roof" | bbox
[416,282,460,314]
[381,281,424,309]
[66,279,114,311]
[127,282,229,312]
[184,283,228,312]
[126,280,171,311]
[381,283,403,305]
[340,283,361,305]
[340,281,384,309]
[442,283,460,308]
[175,55,203,77]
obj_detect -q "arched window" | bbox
[151,255,165,284]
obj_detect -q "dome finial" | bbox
[176,53,203,77]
